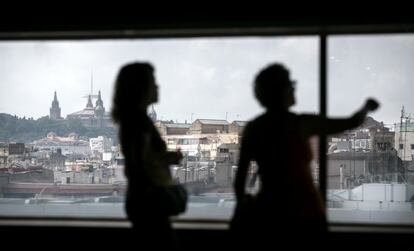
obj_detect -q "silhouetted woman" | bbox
[232,63,379,247]
[112,62,183,249]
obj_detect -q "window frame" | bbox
[1,19,414,232]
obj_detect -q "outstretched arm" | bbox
[302,98,380,136]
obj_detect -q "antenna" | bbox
[91,70,93,95]
[398,106,404,160]
[82,71,98,99]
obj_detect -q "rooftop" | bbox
[165,123,191,128]
[67,108,96,117]
[196,119,229,125]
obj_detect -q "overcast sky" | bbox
[0,35,413,127]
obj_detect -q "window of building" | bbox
[219,148,229,153]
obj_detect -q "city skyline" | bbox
[1,35,414,125]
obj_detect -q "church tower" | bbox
[95,90,106,117]
[50,91,61,120]
[94,90,106,128]
[86,95,94,108]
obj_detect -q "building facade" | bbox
[90,136,113,153]
[65,91,113,128]
[32,133,90,155]
[229,120,247,136]
[156,122,191,136]
[190,119,229,134]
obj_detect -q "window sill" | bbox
[0,217,413,234]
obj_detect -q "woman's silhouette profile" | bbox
[112,62,183,249]
[232,63,379,246]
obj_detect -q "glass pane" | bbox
[0,37,318,219]
[328,34,414,225]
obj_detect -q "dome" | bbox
[47,132,57,139]
[68,132,79,140]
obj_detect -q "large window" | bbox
[0,37,318,219]
[2,31,413,228]
[327,34,414,225]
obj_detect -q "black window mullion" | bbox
[319,33,328,204]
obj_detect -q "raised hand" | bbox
[365,98,380,112]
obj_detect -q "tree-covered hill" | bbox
[0,113,118,144]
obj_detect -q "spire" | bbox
[50,91,61,120]
[51,91,59,108]
[96,90,104,107]
[95,90,105,117]
[86,95,93,108]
